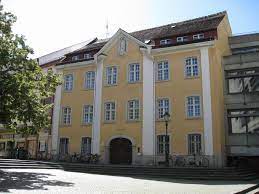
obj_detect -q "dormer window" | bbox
[177,36,188,43]
[160,39,172,45]
[71,55,79,61]
[193,33,204,40]
[84,53,92,60]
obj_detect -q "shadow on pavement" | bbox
[0,170,74,193]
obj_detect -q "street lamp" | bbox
[163,112,170,167]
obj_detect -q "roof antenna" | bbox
[105,19,109,38]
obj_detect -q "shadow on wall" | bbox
[0,170,74,193]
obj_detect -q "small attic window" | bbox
[193,33,204,40]
[71,55,79,61]
[160,39,172,45]
[84,53,92,59]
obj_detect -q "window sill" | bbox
[63,90,73,93]
[126,120,141,123]
[156,79,170,83]
[127,81,142,84]
[81,123,92,126]
[60,124,72,127]
[156,119,172,122]
[103,121,116,124]
[82,88,94,91]
[185,117,202,120]
[184,76,200,80]
[104,84,118,87]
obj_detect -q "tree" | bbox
[0,2,61,135]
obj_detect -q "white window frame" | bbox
[64,74,73,91]
[185,57,199,78]
[127,99,140,121]
[157,98,170,119]
[128,63,140,83]
[104,102,116,122]
[177,36,188,42]
[157,61,169,81]
[81,137,91,155]
[188,133,202,155]
[160,39,172,45]
[82,105,94,124]
[71,55,79,61]
[84,53,92,60]
[193,33,204,40]
[186,96,201,118]
[62,107,72,125]
[84,71,95,89]
[156,134,171,155]
[106,66,118,85]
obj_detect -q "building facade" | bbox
[51,12,232,166]
[223,33,259,163]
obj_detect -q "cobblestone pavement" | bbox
[0,168,257,194]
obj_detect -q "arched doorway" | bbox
[110,138,132,164]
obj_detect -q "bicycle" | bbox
[170,155,186,167]
[187,154,209,167]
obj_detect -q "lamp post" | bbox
[163,112,170,167]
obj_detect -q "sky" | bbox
[2,0,259,58]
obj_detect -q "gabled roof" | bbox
[96,28,149,56]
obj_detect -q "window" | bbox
[160,39,172,45]
[177,36,188,42]
[226,68,259,94]
[62,107,72,125]
[81,137,91,155]
[157,61,169,81]
[128,100,140,120]
[104,102,116,121]
[59,138,69,154]
[157,135,170,154]
[71,55,79,61]
[128,63,140,83]
[157,98,169,119]
[228,109,259,134]
[119,37,127,55]
[185,57,199,77]
[193,33,204,40]
[188,134,202,155]
[83,105,93,124]
[64,74,73,91]
[0,142,5,151]
[84,53,92,60]
[85,71,95,89]
[106,66,117,85]
[186,96,201,118]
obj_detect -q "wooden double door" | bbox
[110,138,132,164]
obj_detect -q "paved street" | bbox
[0,168,257,194]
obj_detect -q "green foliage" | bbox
[0,2,61,135]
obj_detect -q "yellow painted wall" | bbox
[154,50,203,155]
[59,64,96,153]
[100,38,143,155]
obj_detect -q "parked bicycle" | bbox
[187,153,209,167]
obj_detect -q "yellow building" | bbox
[52,11,232,166]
